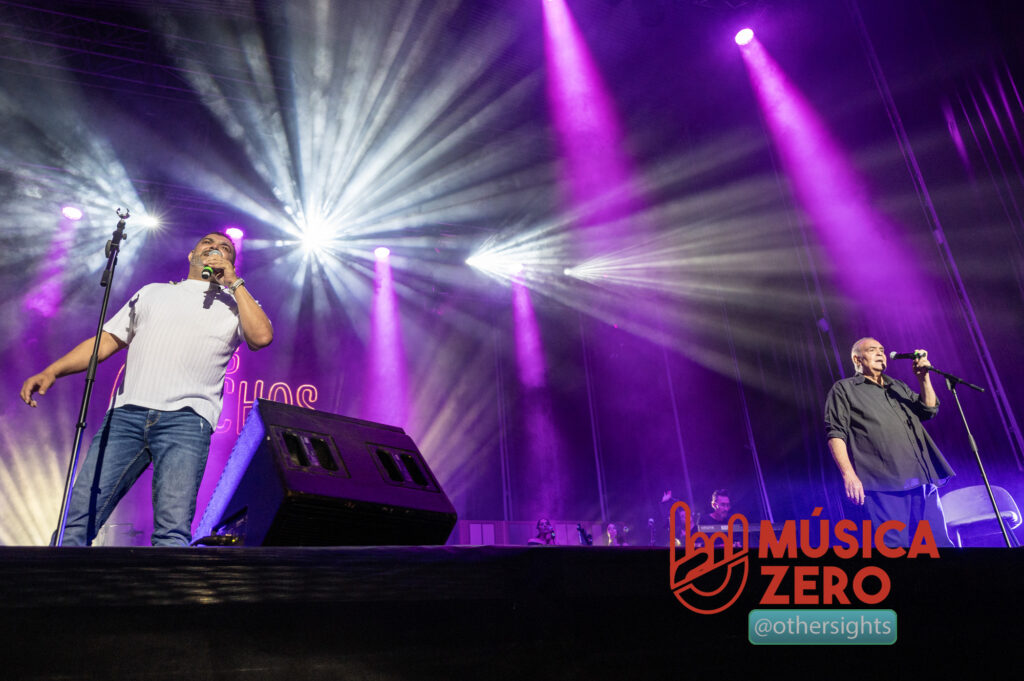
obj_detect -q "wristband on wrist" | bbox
[226,277,245,294]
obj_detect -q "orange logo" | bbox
[669,503,940,615]
[669,501,750,614]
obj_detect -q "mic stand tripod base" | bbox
[932,366,1012,548]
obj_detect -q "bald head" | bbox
[851,337,886,378]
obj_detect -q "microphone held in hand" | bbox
[889,351,925,360]
[201,248,222,280]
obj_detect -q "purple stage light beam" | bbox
[512,278,565,518]
[24,212,80,318]
[512,279,546,389]
[739,36,931,315]
[366,252,408,426]
[542,0,638,237]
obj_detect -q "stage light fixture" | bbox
[136,214,161,229]
[735,28,754,46]
[466,253,526,278]
[301,233,325,254]
[60,206,83,221]
[374,246,391,260]
[225,227,245,241]
[299,217,334,255]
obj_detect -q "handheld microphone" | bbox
[889,351,925,360]
[201,249,222,280]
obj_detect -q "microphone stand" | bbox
[926,364,1014,548]
[54,209,129,546]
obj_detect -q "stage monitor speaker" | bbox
[196,400,457,546]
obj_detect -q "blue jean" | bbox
[61,406,213,547]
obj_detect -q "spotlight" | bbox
[301,233,320,253]
[734,28,754,46]
[137,214,161,229]
[466,253,525,277]
[61,206,83,221]
[225,226,245,241]
[300,218,332,254]
[374,246,391,260]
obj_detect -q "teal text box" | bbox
[748,609,896,645]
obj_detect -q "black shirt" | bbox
[824,374,955,492]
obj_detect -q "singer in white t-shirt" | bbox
[20,232,273,546]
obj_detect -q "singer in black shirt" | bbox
[824,337,954,547]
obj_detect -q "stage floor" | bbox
[1,545,1020,679]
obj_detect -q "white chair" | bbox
[941,485,1021,547]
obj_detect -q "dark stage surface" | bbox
[1,546,1019,679]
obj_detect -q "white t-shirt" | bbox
[103,279,243,428]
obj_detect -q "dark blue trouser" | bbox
[863,486,953,548]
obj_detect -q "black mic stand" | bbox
[926,364,1014,548]
[54,209,129,546]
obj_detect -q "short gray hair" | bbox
[850,337,875,374]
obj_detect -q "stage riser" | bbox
[0,547,1019,678]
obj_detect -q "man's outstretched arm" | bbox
[20,332,127,407]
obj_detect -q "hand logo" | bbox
[669,501,750,614]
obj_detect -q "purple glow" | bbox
[523,399,565,518]
[225,226,245,241]
[740,37,930,310]
[997,63,1023,147]
[366,255,408,425]
[512,280,545,389]
[542,0,637,237]
[61,205,83,221]
[734,28,754,46]
[374,246,391,261]
[512,278,566,519]
[24,215,79,317]
[942,99,971,172]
